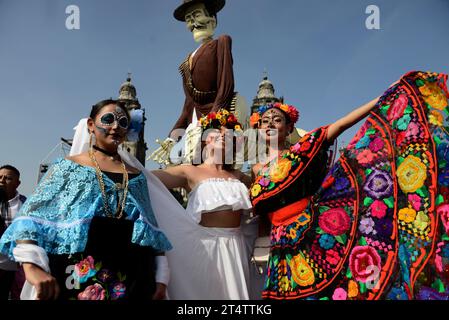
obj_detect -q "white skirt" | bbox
[141,170,251,300]
[167,225,250,300]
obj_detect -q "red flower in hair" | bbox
[288,106,300,124]
[227,114,237,123]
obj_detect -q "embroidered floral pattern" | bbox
[397,155,427,193]
[255,71,448,300]
[68,255,128,300]
[318,208,351,236]
[74,256,97,284]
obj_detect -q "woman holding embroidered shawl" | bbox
[0,99,172,300]
[250,71,449,300]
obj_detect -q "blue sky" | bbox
[1,0,448,196]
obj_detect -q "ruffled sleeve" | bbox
[0,158,98,259]
[125,176,172,251]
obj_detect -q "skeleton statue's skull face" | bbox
[184,3,216,43]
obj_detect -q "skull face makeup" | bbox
[184,3,216,43]
[97,107,129,130]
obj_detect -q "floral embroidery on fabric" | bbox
[68,255,128,300]
[253,71,449,300]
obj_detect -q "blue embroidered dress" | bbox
[0,158,172,300]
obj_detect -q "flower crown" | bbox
[249,103,300,128]
[199,109,243,132]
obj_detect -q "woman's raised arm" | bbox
[152,165,189,190]
[327,96,380,142]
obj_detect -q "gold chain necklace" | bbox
[89,148,129,219]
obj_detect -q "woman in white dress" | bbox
[152,109,253,300]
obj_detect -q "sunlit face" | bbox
[184,3,216,43]
[88,104,129,147]
[204,127,226,150]
[259,108,292,143]
[203,127,235,164]
[0,169,20,199]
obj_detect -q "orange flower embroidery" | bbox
[419,82,448,110]
[398,207,417,223]
[269,158,292,183]
[290,254,315,287]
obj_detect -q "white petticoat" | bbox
[127,164,251,300]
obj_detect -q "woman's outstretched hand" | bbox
[23,262,60,300]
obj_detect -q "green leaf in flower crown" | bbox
[363,197,374,207]
[442,234,449,241]
[383,197,395,209]
[365,168,373,176]
[268,182,275,190]
[397,156,405,165]
[433,135,442,145]
[316,227,325,235]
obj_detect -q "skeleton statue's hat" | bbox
[174,0,225,21]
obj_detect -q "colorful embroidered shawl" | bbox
[250,71,449,300]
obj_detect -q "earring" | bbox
[89,131,93,151]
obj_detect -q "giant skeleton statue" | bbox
[149,0,247,166]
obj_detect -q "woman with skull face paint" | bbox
[0,99,172,300]
[250,71,449,300]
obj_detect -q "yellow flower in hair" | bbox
[280,104,289,113]
[234,125,242,131]
[222,109,230,116]
[216,114,222,120]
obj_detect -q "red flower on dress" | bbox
[369,137,384,153]
[357,149,376,165]
[387,94,408,121]
[227,114,237,123]
[370,200,387,219]
[318,208,351,236]
[78,283,106,300]
[349,246,381,283]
